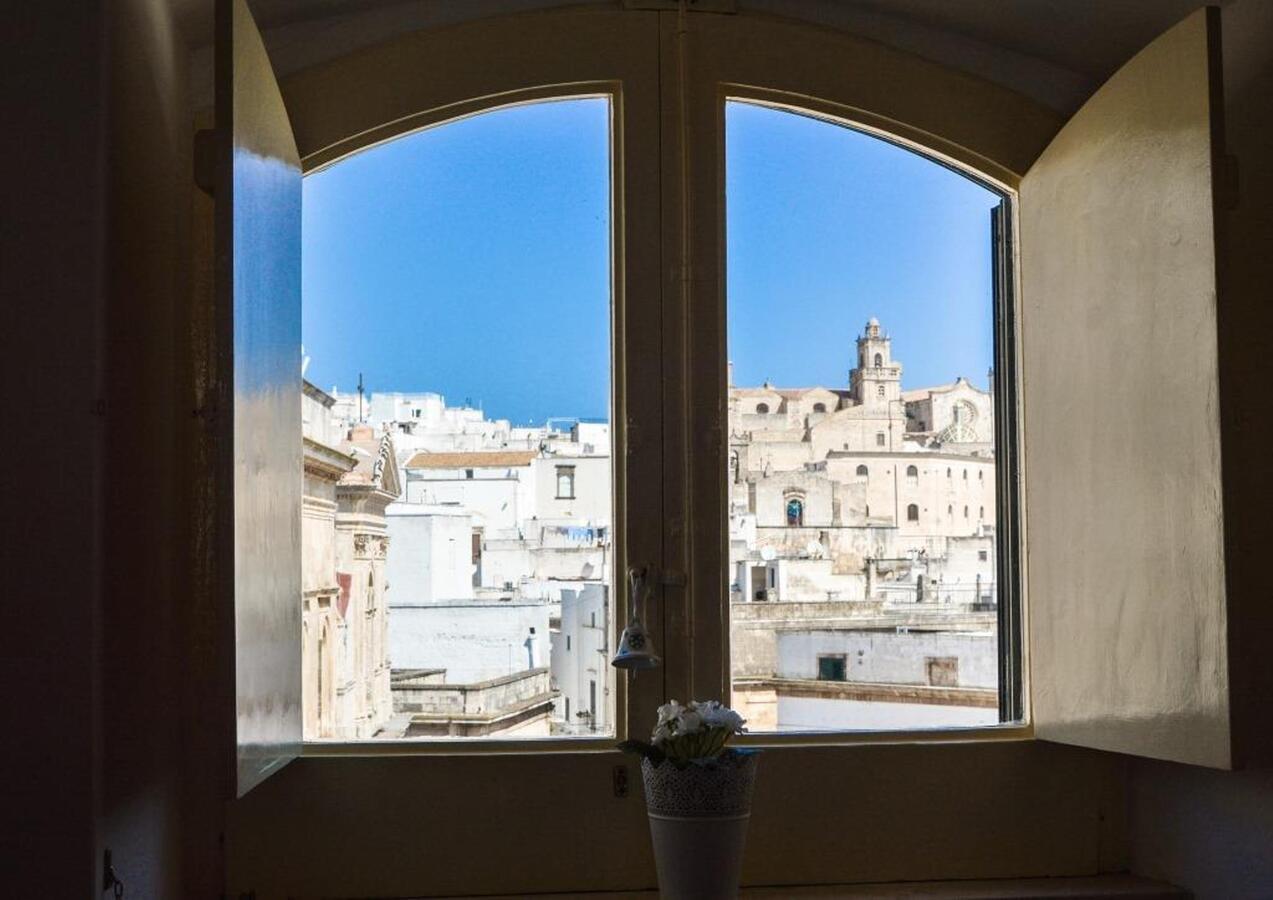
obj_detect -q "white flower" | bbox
[656,700,683,727]
[652,723,674,745]
[697,701,746,733]
[677,708,704,735]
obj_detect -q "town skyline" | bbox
[302,98,999,425]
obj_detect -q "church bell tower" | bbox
[850,317,902,408]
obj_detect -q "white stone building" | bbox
[364,401,614,736]
[301,382,397,740]
[728,318,1001,729]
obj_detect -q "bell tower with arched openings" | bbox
[850,317,903,409]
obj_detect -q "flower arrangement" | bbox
[619,699,748,767]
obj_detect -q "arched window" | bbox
[906,464,918,478]
[756,402,769,414]
[873,353,883,367]
[812,402,826,413]
[906,503,919,522]
[556,465,576,499]
[877,384,885,399]
[786,497,804,527]
[855,464,868,477]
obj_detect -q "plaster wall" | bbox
[532,455,611,523]
[552,584,612,733]
[779,696,997,730]
[385,505,474,603]
[405,471,529,532]
[777,629,998,688]
[389,601,551,682]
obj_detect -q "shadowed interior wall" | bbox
[6,1,1273,896]
[2,3,107,897]
[95,0,200,896]
[1128,1,1273,894]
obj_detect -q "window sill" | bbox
[415,875,1184,899]
[300,722,1032,757]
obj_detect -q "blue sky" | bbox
[303,98,1000,424]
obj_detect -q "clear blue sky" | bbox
[302,98,1000,425]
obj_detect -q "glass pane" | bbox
[726,100,1004,732]
[301,99,614,740]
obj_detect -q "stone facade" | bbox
[729,319,1001,729]
[301,382,398,739]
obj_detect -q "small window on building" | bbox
[979,550,988,562]
[907,503,919,522]
[873,353,883,367]
[963,469,968,480]
[964,505,969,518]
[756,402,770,414]
[947,504,953,515]
[979,470,984,481]
[589,680,597,719]
[979,506,985,519]
[813,402,826,413]
[877,384,885,399]
[556,465,576,499]
[855,464,868,477]
[465,468,474,479]
[786,497,804,527]
[906,464,918,478]
[565,697,570,721]
[865,504,870,517]
[947,467,952,478]
[875,432,885,447]
[818,655,848,681]
[566,635,571,651]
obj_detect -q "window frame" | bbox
[269,9,1040,761]
[297,80,660,756]
[677,81,1030,746]
[554,464,577,500]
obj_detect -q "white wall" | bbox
[551,584,611,733]
[389,601,551,683]
[777,696,997,731]
[385,504,474,603]
[776,629,998,688]
[532,455,611,523]
[406,470,532,533]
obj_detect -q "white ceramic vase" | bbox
[641,753,758,900]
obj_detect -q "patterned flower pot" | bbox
[640,753,758,899]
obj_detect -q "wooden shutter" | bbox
[1022,9,1230,767]
[216,0,303,795]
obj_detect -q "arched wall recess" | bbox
[216,2,1235,896]
[278,7,1062,179]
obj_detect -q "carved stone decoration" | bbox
[372,432,392,485]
